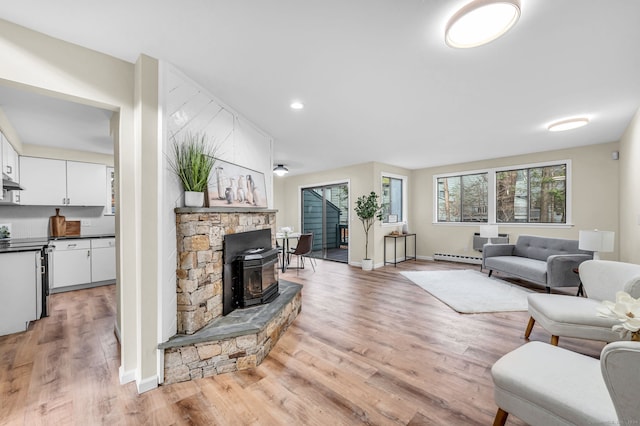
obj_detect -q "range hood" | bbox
[2,173,24,191]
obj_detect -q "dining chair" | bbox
[287,233,315,274]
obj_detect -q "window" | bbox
[496,164,566,223]
[434,161,570,225]
[437,173,488,222]
[381,174,406,223]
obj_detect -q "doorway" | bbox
[301,182,349,263]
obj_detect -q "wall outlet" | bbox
[81,219,92,227]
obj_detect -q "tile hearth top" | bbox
[158,280,302,350]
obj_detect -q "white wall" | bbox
[619,106,640,263]
[0,206,114,238]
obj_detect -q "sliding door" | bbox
[301,183,349,262]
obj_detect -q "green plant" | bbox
[168,133,219,192]
[354,191,384,260]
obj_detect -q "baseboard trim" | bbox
[136,375,158,394]
[119,365,136,385]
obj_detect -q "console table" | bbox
[384,233,416,266]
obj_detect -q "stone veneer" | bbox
[161,280,302,384]
[175,208,276,335]
[162,208,302,385]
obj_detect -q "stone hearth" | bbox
[159,207,302,384]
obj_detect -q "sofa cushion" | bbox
[492,341,617,425]
[527,293,623,342]
[485,256,547,284]
[513,235,584,262]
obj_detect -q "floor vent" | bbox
[433,253,482,265]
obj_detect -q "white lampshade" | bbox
[480,225,499,239]
[579,230,615,260]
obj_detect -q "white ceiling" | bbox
[1,0,640,175]
[0,84,114,155]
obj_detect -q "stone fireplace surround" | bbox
[159,208,302,384]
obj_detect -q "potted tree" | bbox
[354,191,384,271]
[168,132,219,207]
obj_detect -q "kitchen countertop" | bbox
[0,238,49,253]
[49,234,115,240]
[0,234,116,253]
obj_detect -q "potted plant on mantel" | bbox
[168,132,219,207]
[354,191,384,271]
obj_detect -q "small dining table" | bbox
[275,232,300,272]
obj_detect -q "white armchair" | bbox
[492,340,640,425]
[524,260,640,345]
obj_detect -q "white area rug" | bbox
[400,269,532,313]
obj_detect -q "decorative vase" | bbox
[362,259,373,271]
[184,191,205,207]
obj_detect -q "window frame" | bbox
[381,172,408,226]
[433,160,572,227]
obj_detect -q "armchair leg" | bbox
[524,317,535,339]
[551,335,559,346]
[493,408,509,426]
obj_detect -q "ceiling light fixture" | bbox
[273,164,289,176]
[445,0,521,48]
[548,117,590,132]
[290,101,304,110]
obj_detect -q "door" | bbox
[301,183,349,263]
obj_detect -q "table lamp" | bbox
[578,230,615,260]
[480,225,499,245]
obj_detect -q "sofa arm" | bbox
[547,254,592,288]
[483,244,515,259]
[482,244,515,269]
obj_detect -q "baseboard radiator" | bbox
[433,253,482,265]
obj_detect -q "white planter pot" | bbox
[362,258,373,271]
[184,191,205,207]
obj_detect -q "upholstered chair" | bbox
[491,341,640,426]
[524,260,640,345]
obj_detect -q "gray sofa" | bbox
[482,235,593,292]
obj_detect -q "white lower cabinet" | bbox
[0,250,42,336]
[91,238,116,282]
[52,239,91,289]
[51,238,115,291]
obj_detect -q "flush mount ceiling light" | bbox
[273,164,289,176]
[290,101,304,110]
[548,117,590,132]
[445,0,521,48]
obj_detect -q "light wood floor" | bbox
[0,259,605,425]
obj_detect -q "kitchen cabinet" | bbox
[51,237,116,291]
[91,238,116,282]
[0,189,20,205]
[51,239,91,289]
[0,250,42,336]
[2,135,20,182]
[19,157,107,206]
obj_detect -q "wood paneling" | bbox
[0,261,605,425]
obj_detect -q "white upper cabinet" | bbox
[2,136,20,182]
[66,160,107,206]
[19,156,107,206]
[19,157,67,205]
